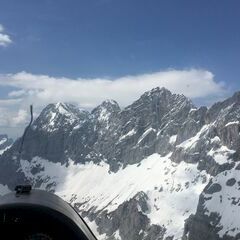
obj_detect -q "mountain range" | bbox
[0,87,240,240]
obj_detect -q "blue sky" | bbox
[0,0,239,138]
[0,0,240,82]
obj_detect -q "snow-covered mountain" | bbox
[0,134,13,155]
[0,87,240,240]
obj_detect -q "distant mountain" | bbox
[0,87,240,240]
[0,134,13,155]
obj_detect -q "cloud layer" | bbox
[0,69,228,138]
[0,24,12,47]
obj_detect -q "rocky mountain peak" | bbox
[100,99,120,108]
[206,91,240,125]
[133,87,194,114]
[32,102,90,132]
[141,87,191,104]
[92,99,120,124]
[139,87,171,103]
[232,90,240,101]
[120,87,194,140]
[92,99,121,120]
[47,102,87,117]
[145,86,170,95]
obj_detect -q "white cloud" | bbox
[0,69,228,138]
[0,107,28,127]
[12,109,28,126]
[8,89,26,97]
[0,69,227,107]
[0,24,12,47]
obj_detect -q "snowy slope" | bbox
[19,153,209,239]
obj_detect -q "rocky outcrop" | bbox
[79,192,166,240]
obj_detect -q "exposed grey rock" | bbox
[82,192,166,240]
[1,88,240,239]
[226,178,236,186]
[205,183,222,194]
[183,213,222,240]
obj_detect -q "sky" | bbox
[0,0,240,138]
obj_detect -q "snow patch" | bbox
[225,121,239,127]
[114,230,121,240]
[119,129,136,141]
[56,102,69,115]
[208,146,235,165]
[177,124,210,150]
[169,135,177,144]
[0,138,7,145]
[98,107,111,122]
[138,128,156,144]
[0,145,12,155]
[210,136,221,144]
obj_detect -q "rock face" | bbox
[0,87,240,240]
[86,192,166,240]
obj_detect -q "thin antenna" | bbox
[18,105,34,157]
